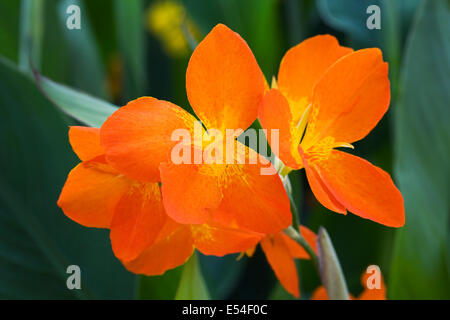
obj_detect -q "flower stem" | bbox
[284,226,318,271]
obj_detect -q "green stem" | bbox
[277,159,319,272]
[284,226,318,271]
[283,175,300,231]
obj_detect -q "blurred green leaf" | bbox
[390,0,450,299]
[0,56,135,299]
[0,0,20,62]
[113,0,147,100]
[175,252,210,300]
[317,0,382,44]
[35,73,117,128]
[137,267,183,300]
[55,0,109,99]
[316,227,350,300]
[19,0,45,73]
[199,254,247,299]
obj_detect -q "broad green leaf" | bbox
[35,73,117,128]
[113,0,147,100]
[390,0,450,299]
[0,56,135,299]
[175,252,210,300]
[316,227,350,300]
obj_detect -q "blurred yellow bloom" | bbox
[146,0,199,57]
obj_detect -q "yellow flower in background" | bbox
[146,0,200,57]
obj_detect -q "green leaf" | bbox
[0,56,135,299]
[113,0,147,100]
[390,0,450,299]
[35,73,117,128]
[0,0,20,62]
[55,0,109,99]
[137,267,183,300]
[316,227,350,300]
[199,254,247,299]
[317,0,382,43]
[18,0,45,73]
[175,252,210,300]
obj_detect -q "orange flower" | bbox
[100,24,291,234]
[259,35,405,227]
[58,24,293,275]
[58,126,263,275]
[311,267,386,300]
[244,226,317,298]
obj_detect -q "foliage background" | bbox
[0,0,448,299]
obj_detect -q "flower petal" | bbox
[302,48,390,148]
[258,88,302,169]
[123,222,194,276]
[211,145,292,234]
[69,126,104,161]
[159,162,223,225]
[312,150,405,227]
[282,226,318,259]
[303,152,347,214]
[277,35,352,123]
[100,97,197,182]
[57,161,132,228]
[310,286,329,300]
[261,234,299,298]
[110,183,167,262]
[192,224,262,256]
[186,24,266,131]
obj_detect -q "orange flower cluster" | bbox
[57,24,404,297]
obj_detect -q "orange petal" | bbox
[302,48,390,148]
[186,24,266,131]
[312,150,405,227]
[211,145,292,234]
[57,161,132,228]
[282,226,318,259]
[358,269,386,300]
[159,162,223,225]
[110,183,168,262]
[258,88,302,169]
[100,97,197,182]
[302,149,347,214]
[310,286,329,300]
[192,224,262,256]
[68,126,104,161]
[261,234,299,298]
[123,223,194,276]
[277,35,352,123]
[299,225,318,253]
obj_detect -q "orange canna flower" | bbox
[99,24,291,235]
[245,226,317,298]
[259,35,405,227]
[311,267,386,300]
[58,24,293,275]
[57,126,263,275]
